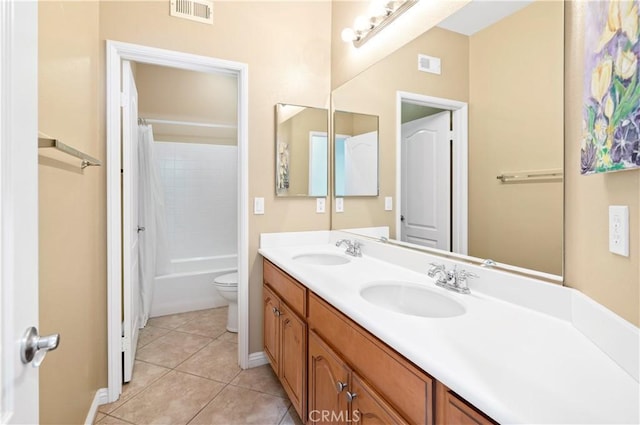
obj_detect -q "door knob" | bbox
[400,215,405,222]
[20,326,60,367]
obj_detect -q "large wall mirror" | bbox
[334,111,379,197]
[276,103,329,197]
[331,0,564,277]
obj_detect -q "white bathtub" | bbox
[150,255,237,317]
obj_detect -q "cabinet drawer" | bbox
[263,259,306,317]
[308,293,434,425]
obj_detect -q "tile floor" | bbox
[96,307,303,425]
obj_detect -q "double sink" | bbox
[292,252,465,319]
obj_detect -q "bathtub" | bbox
[150,255,237,317]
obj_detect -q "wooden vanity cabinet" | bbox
[308,292,433,424]
[263,260,307,420]
[436,382,495,425]
[263,258,496,425]
[309,331,406,425]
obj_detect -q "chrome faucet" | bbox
[427,263,477,294]
[335,239,362,257]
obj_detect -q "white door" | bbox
[344,131,378,196]
[1,1,43,423]
[400,111,451,250]
[122,60,140,383]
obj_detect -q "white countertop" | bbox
[259,234,640,424]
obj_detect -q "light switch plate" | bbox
[335,198,344,213]
[609,205,629,256]
[385,196,393,211]
[254,197,264,215]
[316,198,326,213]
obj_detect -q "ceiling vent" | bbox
[418,54,441,75]
[170,0,213,25]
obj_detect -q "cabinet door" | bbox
[309,331,350,424]
[280,303,307,421]
[263,285,280,372]
[436,382,495,425]
[349,373,408,425]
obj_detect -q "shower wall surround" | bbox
[155,141,238,261]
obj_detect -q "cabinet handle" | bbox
[272,307,281,316]
[336,381,347,392]
[346,391,357,402]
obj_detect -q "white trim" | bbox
[247,351,269,368]
[106,41,250,404]
[395,92,468,255]
[83,388,109,425]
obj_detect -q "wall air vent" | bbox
[418,54,441,75]
[170,0,213,25]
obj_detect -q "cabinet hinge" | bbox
[121,336,128,352]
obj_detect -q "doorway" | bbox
[395,91,468,255]
[106,41,249,403]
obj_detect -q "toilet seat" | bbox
[214,272,237,287]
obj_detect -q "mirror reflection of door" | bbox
[400,109,451,251]
[308,132,328,197]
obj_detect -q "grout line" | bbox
[185,381,232,425]
[100,414,137,425]
[226,381,290,400]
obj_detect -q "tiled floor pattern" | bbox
[96,307,303,425]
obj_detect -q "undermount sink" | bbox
[292,253,351,266]
[360,281,465,318]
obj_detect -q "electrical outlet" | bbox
[254,197,264,215]
[609,205,629,256]
[335,198,344,213]
[316,198,326,213]
[385,196,393,211]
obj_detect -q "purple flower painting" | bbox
[582,0,640,174]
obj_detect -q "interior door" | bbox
[122,60,140,383]
[0,1,40,423]
[344,131,378,195]
[400,111,451,250]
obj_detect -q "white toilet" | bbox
[213,272,238,333]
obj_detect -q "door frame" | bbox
[395,91,468,255]
[106,41,249,403]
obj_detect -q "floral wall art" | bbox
[582,0,640,174]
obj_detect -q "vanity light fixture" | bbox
[341,0,418,48]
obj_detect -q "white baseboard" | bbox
[247,351,269,368]
[84,387,109,425]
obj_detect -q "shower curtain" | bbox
[138,124,170,327]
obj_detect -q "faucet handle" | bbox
[458,269,478,279]
[427,262,445,277]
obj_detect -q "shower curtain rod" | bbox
[139,117,237,129]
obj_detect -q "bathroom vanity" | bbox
[259,230,639,424]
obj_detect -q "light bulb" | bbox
[341,28,356,43]
[368,0,387,17]
[353,15,371,32]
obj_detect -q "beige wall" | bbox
[565,2,639,326]
[331,27,469,233]
[38,2,106,424]
[136,63,238,145]
[468,1,564,275]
